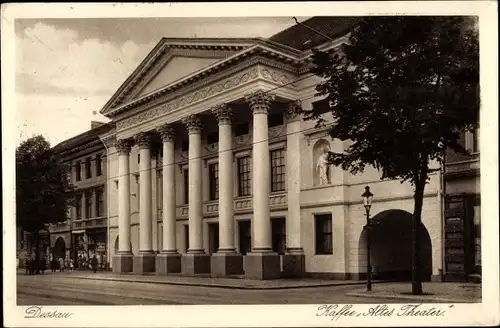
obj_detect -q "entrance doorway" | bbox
[53,237,66,259]
[238,220,251,255]
[358,209,433,281]
[208,223,219,255]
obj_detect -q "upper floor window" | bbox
[85,157,92,179]
[237,156,251,196]
[75,194,82,219]
[183,169,189,204]
[75,161,81,182]
[96,187,105,217]
[96,154,102,176]
[270,149,286,192]
[85,191,92,219]
[209,163,219,201]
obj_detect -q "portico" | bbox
[101,22,442,282]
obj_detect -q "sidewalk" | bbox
[346,282,482,303]
[17,269,383,290]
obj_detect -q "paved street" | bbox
[18,272,414,306]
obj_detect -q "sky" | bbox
[15,17,298,147]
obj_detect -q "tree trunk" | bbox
[412,178,426,295]
[35,231,40,274]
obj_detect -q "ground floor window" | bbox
[238,220,251,255]
[315,214,333,255]
[271,217,286,255]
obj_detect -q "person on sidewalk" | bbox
[40,257,47,274]
[50,257,57,272]
[91,255,98,273]
[69,259,74,272]
[58,257,65,272]
[25,257,30,275]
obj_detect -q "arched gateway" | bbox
[53,237,66,259]
[358,209,433,281]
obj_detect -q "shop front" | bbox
[72,228,107,269]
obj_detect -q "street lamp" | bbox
[362,185,374,291]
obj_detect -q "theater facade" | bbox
[99,18,443,280]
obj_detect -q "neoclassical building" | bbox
[98,17,443,280]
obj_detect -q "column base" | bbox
[244,251,281,280]
[112,252,133,273]
[181,252,210,276]
[156,252,181,275]
[133,252,156,274]
[210,252,244,277]
[282,249,305,278]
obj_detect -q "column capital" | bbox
[211,103,232,126]
[157,124,175,142]
[182,115,202,134]
[115,139,131,155]
[134,132,152,149]
[284,100,302,122]
[245,90,275,115]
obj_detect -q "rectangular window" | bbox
[85,191,92,219]
[96,154,102,176]
[315,214,333,255]
[96,187,105,217]
[183,169,189,204]
[157,170,163,210]
[209,163,219,200]
[237,156,251,196]
[75,194,82,219]
[85,157,92,179]
[238,220,251,255]
[270,149,286,192]
[75,161,81,181]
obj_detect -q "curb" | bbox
[63,275,384,290]
[345,292,479,303]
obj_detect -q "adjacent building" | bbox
[51,121,114,268]
[98,17,444,280]
[443,127,481,281]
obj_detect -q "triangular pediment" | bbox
[135,54,224,98]
[100,38,262,115]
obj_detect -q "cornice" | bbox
[107,46,302,118]
[57,139,104,159]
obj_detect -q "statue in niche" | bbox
[316,146,331,185]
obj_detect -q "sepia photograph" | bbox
[2,2,498,327]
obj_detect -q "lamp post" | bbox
[362,185,374,291]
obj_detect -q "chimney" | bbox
[91,121,105,129]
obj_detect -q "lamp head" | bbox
[361,185,374,211]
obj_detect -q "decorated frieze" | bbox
[116,68,259,131]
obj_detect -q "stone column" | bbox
[156,124,181,274]
[283,101,305,277]
[181,115,210,275]
[133,132,155,273]
[91,188,97,218]
[244,90,280,280]
[210,104,243,277]
[112,139,133,273]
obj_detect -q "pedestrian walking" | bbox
[40,257,47,274]
[25,257,30,275]
[69,259,74,272]
[91,255,98,273]
[50,257,57,272]
[58,257,64,272]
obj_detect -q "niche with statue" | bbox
[313,139,333,186]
